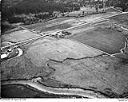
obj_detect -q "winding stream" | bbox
[1,12,128,98]
[2,78,106,98]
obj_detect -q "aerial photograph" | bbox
[1,0,128,99]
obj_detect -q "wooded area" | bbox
[1,0,128,33]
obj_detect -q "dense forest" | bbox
[2,0,81,33]
[107,0,128,11]
[2,0,80,21]
[1,0,128,33]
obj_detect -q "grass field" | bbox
[25,17,74,32]
[69,21,126,54]
[1,12,128,98]
[109,13,128,28]
[2,30,40,42]
[40,23,72,32]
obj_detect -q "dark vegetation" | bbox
[1,0,128,33]
[2,0,80,33]
[2,84,83,98]
[3,0,80,19]
[109,13,128,28]
[108,0,128,12]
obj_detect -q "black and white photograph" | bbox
[1,0,128,100]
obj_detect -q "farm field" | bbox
[68,21,126,54]
[109,13,128,29]
[1,12,128,98]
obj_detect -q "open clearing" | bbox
[25,17,75,32]
[2,30,40,42]
[109,13,128,29]
[2,36,128,96]
[69,21,126,54]
[1,12,128,98]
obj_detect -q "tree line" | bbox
[2,0,80,21]
[2,0,80,33]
